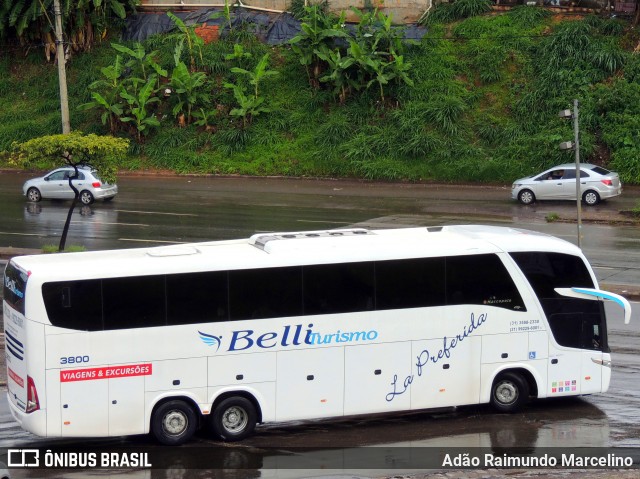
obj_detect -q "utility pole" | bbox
[559,100,582,248]
[572,99,582,249]
[53,0,71,134]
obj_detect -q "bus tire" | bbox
[151,400,198,445]
[210,396,257,442]
[491,372,529,413]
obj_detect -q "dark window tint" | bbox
[447,254,526,310]
[510,252,605,351]
[4,263,28,315]
[229,267,303,320]
[591,166,610,175]
[510,252,594,299]
[43,280,102,331]
[102,276,166,329]
[167,271,228,325]
[564,170,589,179]
[304,262,374,315]
[376,258,446,310]
[544,300,606,350]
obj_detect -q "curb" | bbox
[0,247,40,261]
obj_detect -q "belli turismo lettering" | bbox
[199,323,379,351]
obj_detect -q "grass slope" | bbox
[2,9,640,184]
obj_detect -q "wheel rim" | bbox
[222,406,248,433]
[80,192,92,204]
[585,192,598,205]
[495,381,518,405]
[28,189,40,201]
[519,191,533,204]
[162,410,188,436]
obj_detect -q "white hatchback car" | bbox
[511,163,622,206]
[23,166,118,205]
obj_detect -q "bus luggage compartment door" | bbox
[60,380,108,436]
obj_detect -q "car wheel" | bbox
[210,396,257,442]
[151,400,198,445]
[491,372,530,413]
[79,190,94,205]
[27,187,42,202]
[583,190,600,206]
[517,189,535,205]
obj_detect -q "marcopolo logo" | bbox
[199,323,379,352]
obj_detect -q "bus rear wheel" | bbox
[491,372,529,413]
[210,396,257,441]
[151,400,198,445]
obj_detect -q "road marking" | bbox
[296,220,353,224]
[0,232,43,237]
[119,238,190,244]
[115,209,198,217]
[70,221,149,227]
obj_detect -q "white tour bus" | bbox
[3,226,631,445]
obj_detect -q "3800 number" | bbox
[60,355,90,365]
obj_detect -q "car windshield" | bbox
[591,166,611,175]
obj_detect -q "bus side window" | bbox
[102,276,166,329]
[303,262,374,316]
[43,280,102,331]
[375,258,446,310]
[229,267,303,321]
[167,271,229,324]
[446,255,526,311]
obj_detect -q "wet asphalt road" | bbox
[0,171,639,477]
[0,300,638,478]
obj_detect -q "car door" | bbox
[40,170,70,199]
[534,169,566,199]
[558,169,579,199]
[561,169,593,200]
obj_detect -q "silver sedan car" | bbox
[23,166,118,205]
[511,163,622,206]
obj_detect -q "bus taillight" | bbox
[26,376,40,413]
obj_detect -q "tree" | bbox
[0,0,139,60]
[11,132,129,251]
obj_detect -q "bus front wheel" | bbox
[210,396,257,441]
[491,372,529,413]
[151,400,198,445]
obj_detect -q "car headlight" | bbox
[512,183,521,189]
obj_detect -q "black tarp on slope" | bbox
[122,8,426,44]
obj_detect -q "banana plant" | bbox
[165,12,204,72]
[1,0,138,57]
[315,46,356,104]
[119,75,161,141]
[79,55,126,134]
[169,61,208,125]
[224,82,270,128]
[230,53,279,99]
[289,6,348,88]
[111,42,167,85]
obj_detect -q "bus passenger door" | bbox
[60,380,109,436]
[547,345,582,397]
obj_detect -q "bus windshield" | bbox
[510,252,607,352]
